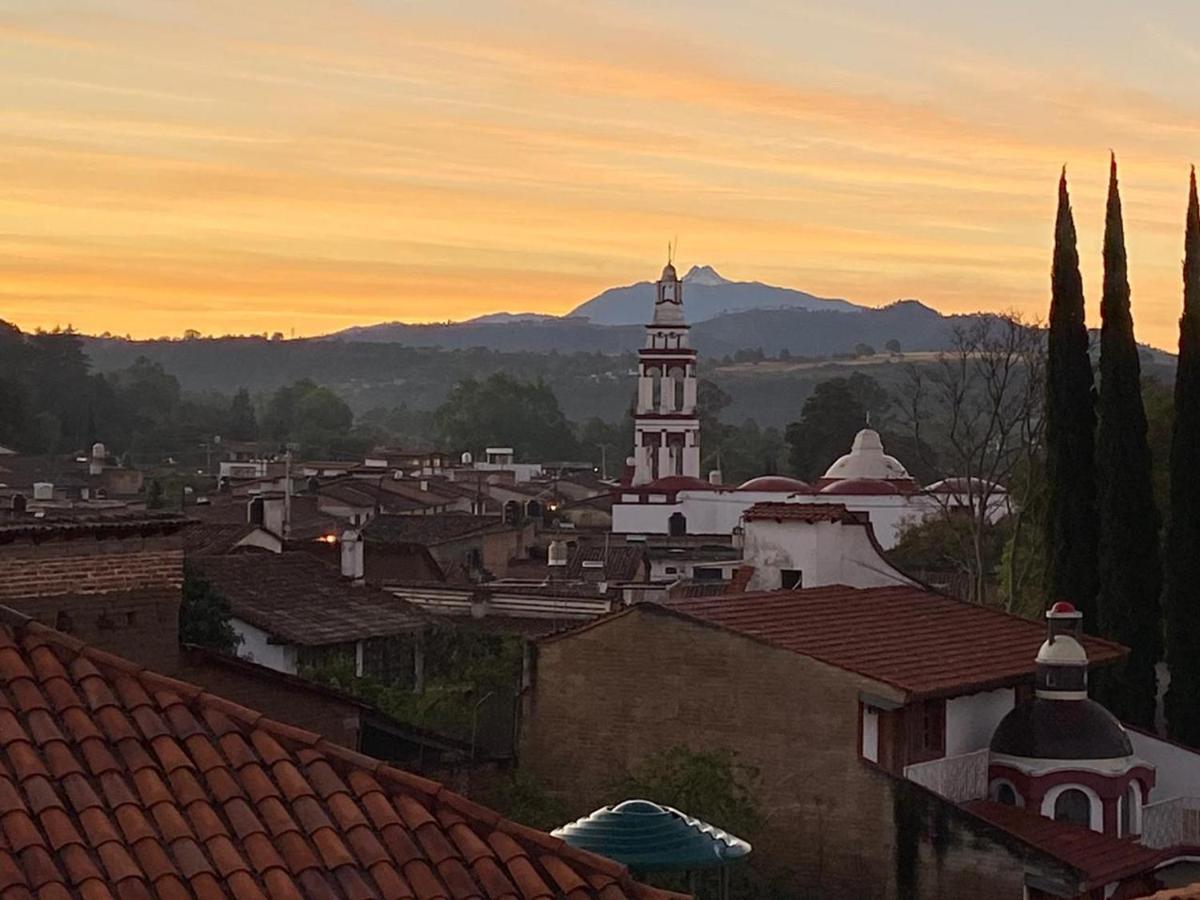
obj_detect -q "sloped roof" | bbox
[182,523,265,558]
[965,800,1164,890]
[192,553,425,646]
[365,514,510,547]
[661,585,1126,698]
[742,502,867,525]
[565,545,645,582]
[0,609,683,900]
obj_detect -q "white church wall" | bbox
[741,519,914,590]
[945,688,1016,756]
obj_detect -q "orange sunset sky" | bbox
[2,1,1199,348]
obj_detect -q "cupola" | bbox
[985,602,1154,836]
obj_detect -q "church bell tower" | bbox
[631,260,701,485]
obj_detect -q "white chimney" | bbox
[461,451,474,466]
[419,480,429,492]
[708,469,722,485]
[89,442,106,476]
[547,540,568,568]
[32,483,54,501]
[340,529,364,581]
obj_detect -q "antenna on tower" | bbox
[667,239,673,266]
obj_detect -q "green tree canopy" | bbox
[179,565,241,654]
[227,388,258,441]
[784,373,909,481]
[1094,157,1163,728]
[434,374,580,461]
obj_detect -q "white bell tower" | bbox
[631,260,701,485]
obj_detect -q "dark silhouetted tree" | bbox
[1043,169,1100,622]
[228,388,258,441]
[1165,168,1200,745]
[179,564,241,653]
[434,374,580,461]
[1093,156,1162,727]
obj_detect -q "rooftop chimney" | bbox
[89,442,106,477]
[340,529,364,582]
[32,483,54,502]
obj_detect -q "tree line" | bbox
[1039,159,1200,742]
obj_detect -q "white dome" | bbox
[823,428,911,481]
[1036,635,1088,666]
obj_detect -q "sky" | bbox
[1,1,1199,348]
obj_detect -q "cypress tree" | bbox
[1094,155,1163,727]
[1044,169,1099,623]
[1165,168,1200,744]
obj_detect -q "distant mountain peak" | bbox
[682,264,729,286]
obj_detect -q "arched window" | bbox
[1121,782,1141,836]
[1053,789,1091,827]
[668,512,687,537]
[995,783,1017,807]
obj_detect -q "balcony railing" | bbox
[904,749,989,803]
[1142,797,1200,849]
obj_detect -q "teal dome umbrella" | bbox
[552,800,751,898]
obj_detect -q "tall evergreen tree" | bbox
[1164,168,1200,745]
[1043,169,1100,623]
[228,388,258,441]
[1094,155,1163,727]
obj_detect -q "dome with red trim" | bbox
[737,476,812,493]
[1050,601,1079,615]
[644,475,719,492]
[823,428,911,481]
[819,478,902,496]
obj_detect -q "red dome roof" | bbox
[818,478,902,496]
[737,476,812,493]
[1049,601,1080,615]
[644,475,719,492]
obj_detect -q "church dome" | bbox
[661,262,678,282]
[990,699,1133,760]
[823,428,911,481]
[737,476,812,493]
[819,478,901,496]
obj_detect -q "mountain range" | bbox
[327,265,961,357]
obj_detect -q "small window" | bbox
[906,699,945,763]
[693,567,722,581]
[781,569,802,590]
[1054,789,1091,828]
[668,513,687,537]
[1121,783,1139,836]
[664,567,678,575]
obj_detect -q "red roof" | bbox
[818,478,903,496]
[0,611,685,900]
[965,800,1164,890]
[736,476,812,493]
[643,476,718,492]
[742,502,867,525]
[664,585,1125,698]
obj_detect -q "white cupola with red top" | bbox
[986,602,1154,837]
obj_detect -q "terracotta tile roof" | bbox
[0,513,189,543]
[0,609,683,900]
[741,501,868,524]
[365,514,511,547]
[565,545,645,582]
[192,554,426,646]
[182,524,263,558]
[663,585,1126,698]
[965,800,1164,890]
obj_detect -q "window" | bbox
[1053,789,1091,828]
[906,699,945,763]
[780,569,802,589]
[1121,783,1140,836]
[668,513,687,537]
[693,567,722,581]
